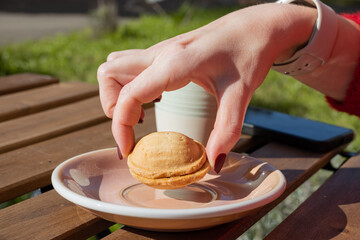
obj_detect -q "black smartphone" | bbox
[242,106,355,152]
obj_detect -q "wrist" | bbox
[273,0,338,76]
[272,4,318,64]
[223,3,318,64]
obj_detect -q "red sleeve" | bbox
[326,12,360,117]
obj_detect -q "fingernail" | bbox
[214,153,226,174]
[117,145,123,160]
[152,96,162,103]
[138,118,143,124]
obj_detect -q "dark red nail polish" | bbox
[214,153,226,174]
[117,145,123,160]
[152,96,162,103]
[138,118,143,124]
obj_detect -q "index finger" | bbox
[112,53,192,157]
[97,51,153,118]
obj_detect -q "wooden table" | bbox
[0,73,359,240]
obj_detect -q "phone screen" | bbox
[242,106,354,152]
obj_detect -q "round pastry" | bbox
[127,131,210,189]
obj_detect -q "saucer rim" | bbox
[51,148,287,220]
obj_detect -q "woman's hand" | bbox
[97,3,317,172]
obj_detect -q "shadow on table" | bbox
[268,167,360,240]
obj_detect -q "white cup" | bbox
[155,82,218,145]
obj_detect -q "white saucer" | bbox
[51,148,286,231]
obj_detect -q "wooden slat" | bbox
[232,134,266,153]
[0,104,256,202]
[0,121,111,203]
[0,73,58,95]
[0,190,113,240]
[0,96,107,154]
[202,143,346,240]
[265,154,360,240]
[0,109,158,239]
[0,108,156,203]
[0,82,98,121]
[0,109,262,239]
[103,142,345,240]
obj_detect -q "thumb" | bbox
[205,83,252,173]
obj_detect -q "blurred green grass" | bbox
[1,3,358,150]
[0,4,236,83]
[0,3,359,239]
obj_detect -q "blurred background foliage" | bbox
[323,0,360,7]
[1,1,359,239]
[1,0,358,150]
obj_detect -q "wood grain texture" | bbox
[0,75,348,240]
[0,96,108,154]
[202,143,346,240]
[103,143,345,240]
[0,108,262,239]
[0,109,157,239]
[0,73,58,95]
[265,154,360,240]
[0,190,113,240]
[0,121,112,203]
[0,108,156,202]
[0,82,99,121]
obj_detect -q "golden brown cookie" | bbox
[127,132,210,189]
